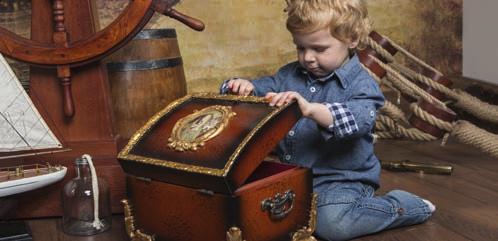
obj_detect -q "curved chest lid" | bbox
[118,93,301,194]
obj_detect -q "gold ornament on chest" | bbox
[168,105,236,151]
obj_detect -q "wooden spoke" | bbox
[0,0,155,67]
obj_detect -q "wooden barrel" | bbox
[105,29,187,143]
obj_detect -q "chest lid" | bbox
[118,93,301,194]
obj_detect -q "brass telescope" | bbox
[381,160,453,175]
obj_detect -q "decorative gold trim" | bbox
[226,227,246,241]
[168,105,236,152]
[120,153,226,176]
[118,93,294,177]
[194,92,270,103]
[292,193,318,241]
[122,199,155,241]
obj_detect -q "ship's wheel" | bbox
[0,0,204,117]
[0,0,204,218]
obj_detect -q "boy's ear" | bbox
[349,39,360,49]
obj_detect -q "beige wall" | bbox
[463,1,498,84]
[98,0,462,93]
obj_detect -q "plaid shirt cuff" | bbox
[325,102,359,137]
[219,79,231,94]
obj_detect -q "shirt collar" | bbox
[334,54,362,89]
[297,53,362,89]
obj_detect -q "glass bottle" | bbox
[61,157,111,235]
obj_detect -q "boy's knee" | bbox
[384,189,433,225]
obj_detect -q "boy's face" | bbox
[292,28,358,77]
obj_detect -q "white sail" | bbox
[0,54,62,152]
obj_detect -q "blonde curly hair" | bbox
[285,0,371,50]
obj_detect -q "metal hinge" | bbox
[136,176,151,182]
[197,189,214,196]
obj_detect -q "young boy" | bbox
[221,0,435,240]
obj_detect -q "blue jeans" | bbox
[314,181,433,241]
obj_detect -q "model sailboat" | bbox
[0,54,67,197]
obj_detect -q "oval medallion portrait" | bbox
[168,105,236,151]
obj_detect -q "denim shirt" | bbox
[249,54,385,188]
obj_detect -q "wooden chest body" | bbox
[118,94,317,241]
[126,161,312,241]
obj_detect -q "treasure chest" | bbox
[118,93,317,241]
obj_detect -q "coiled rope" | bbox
[361,33,498,159]
[366,34,498,124]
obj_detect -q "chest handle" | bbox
[261,189,295,220]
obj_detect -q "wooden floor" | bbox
[357,139,498,241]
[20,139,498,241]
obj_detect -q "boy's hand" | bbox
[265,91,310,113]
[265,91,334,127]
[227,78,254,96]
